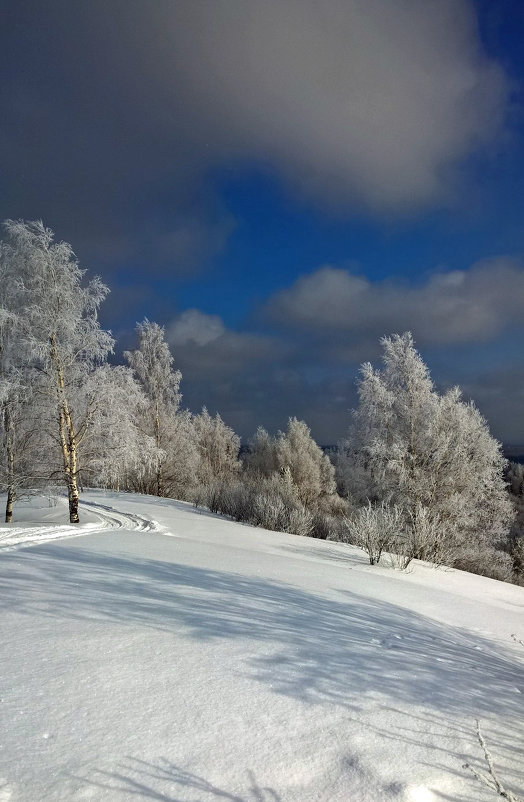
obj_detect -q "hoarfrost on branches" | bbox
[339,333,513,569]
[0,220,113,522]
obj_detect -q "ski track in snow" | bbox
[0,494,161,551]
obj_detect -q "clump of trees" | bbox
[204,417,348,539]
[0,221,519,585]
[0,220,246,523]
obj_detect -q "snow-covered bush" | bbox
[309,511,347,540]
[286,506,314,537]
[344,501,403,565]
[387,503,448,569]
[453,545,514,582]
[252,490,288,531]
[197,470,316,538]
[200,481,250,520]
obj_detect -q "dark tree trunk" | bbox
[4,405,16,523]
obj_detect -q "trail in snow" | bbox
[0,492,161,551]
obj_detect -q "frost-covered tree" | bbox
[80,365,158,491]
[244,418,339,522]
[1,220,113,523]
[275,418,336,508]
[124,320,181,497]
[0,238,44,521]
[160,409,200,500]
[0,253,26,521]
[344,501,404,565]
[244,426,279,477]
[341,333,513,567]
[193,407,241,487]
[0,377,45,522]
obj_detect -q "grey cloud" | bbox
[166,310,288,382]
[164,309,351,441]
[460,367,524,444]
[162,0,508,211]
[265,259,524,356]
[0,0,510,269]
[164,309,298,437]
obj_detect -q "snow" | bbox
[0,490,523,801]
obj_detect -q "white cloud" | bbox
[168,309,226,346]
[265,259,524,352]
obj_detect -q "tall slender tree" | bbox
[124,320,181,497]
[0,290,23,522]
[1,220,113,523]
[0,235,44,520]
[193,407,241,487]
[81,365,159,492]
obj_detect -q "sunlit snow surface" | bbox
[0,490,523,801]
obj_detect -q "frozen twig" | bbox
[463,720,521,802]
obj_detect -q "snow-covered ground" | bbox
[0,491,523,801]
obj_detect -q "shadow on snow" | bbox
[1,541,523,724]
[71,759,282,802]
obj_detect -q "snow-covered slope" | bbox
[0,491,523,801]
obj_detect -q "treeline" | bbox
[0,220,522,584]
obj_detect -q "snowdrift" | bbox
[0,491,522,801]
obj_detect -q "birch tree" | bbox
[193,407,241,487]
[275,417,336,508]
[0,235,26,520]
[2,220,113,523]
[0,285,23,521]
[0,379,44,522]
[124,320,181,496]
[81,365,159,492]
[0,236,48,520]
[342,333,513,566]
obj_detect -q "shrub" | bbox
[453,546,514,583]
[286,506,314,537]
[344,501,403,565]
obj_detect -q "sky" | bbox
[2,0,524,444]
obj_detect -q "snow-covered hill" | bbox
[0,491,523,801]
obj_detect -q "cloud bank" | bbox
[1,0,510,269]
[265,259,524,355]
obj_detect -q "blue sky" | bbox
[2,0,524,442]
